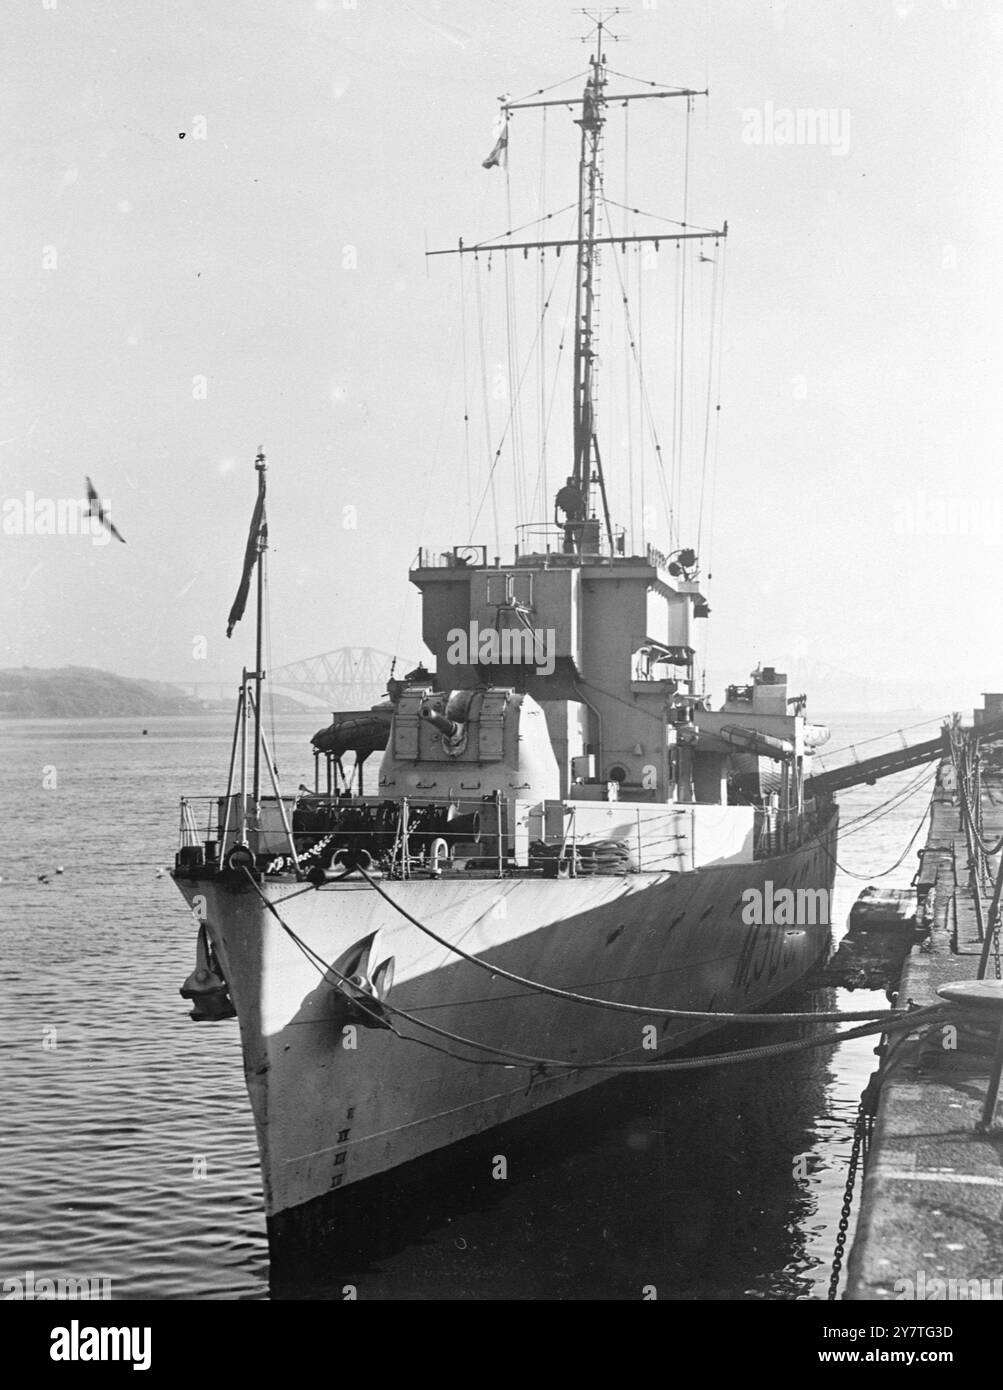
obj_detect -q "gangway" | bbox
[806,733,947,796]
[807,711,1003,797]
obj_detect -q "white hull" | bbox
[175,813,837,1251]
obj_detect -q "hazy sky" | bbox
[3,0,1001,709]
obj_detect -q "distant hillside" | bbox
[0,667,202,718]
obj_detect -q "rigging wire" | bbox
[835,762,941,839]
[599,190,676,548]
[538,109,548,517]
[503,115,528,528]
[604,67,706,93]
[699,234,727,685]
[532,259,578,516]
[702,242,725,645]
[624,104,634,552]
[691,237,721,687]
[389,270,468,660]
[591,116,607,490]
[672,96,693,541]
[263,549,278,778]
[696,239,724,556]
[601,197,720,237]
[462,201,579,251]
[670,238,681,530]
[638,237,647,549]
[472,257,501,555]
[470,214,577,535]
[461,256,472,533]
[815,778,936,880]
[505,71,591,108]
[820,715,949,764]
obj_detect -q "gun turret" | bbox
[420,707,463,740]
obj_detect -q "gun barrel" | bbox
[719,724,794,760]
[421,707,461,739]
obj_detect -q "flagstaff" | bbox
[224,447,269,833]
[252,447,266,810]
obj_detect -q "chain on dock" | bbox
[828,1075,879,1300]
[826,729,1003,1299]
[951,732,1003,978]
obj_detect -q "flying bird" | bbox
[698,253,715,263]
[85,476,127,543]
[401,2,470,47]
[19,561,44,591]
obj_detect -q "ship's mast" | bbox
[426,10,725,553]
[571,24,607,510]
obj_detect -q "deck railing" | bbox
[178,792,770,877]
[753,799,833,859]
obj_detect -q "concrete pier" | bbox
[845,745,1003,1301]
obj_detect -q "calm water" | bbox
[0,709,945,1300]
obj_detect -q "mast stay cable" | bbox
[469,216,577,536]
[599,190,676,549]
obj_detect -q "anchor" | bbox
[180,923,237,1021]
[327,931,396,1030]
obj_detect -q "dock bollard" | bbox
[936,979,1003,1133]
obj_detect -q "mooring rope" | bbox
[353,864,904,1024]
[812,787,934,882]
[242,865,946,1074]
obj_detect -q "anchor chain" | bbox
[828,1080,878,1301]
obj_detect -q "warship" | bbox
[172,16,838,1261]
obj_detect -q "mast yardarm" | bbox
[426,11,725,555]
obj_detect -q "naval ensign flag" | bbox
[482,124,508,169]
[226,464,267,638]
